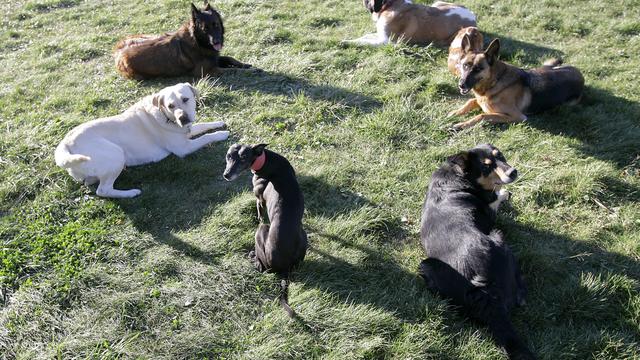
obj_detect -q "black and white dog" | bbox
[223,143,308,317]
[419,144,535,360]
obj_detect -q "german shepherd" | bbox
[447,26,483,76]
[114,2,251,80]
[448,37,584,129]
[343,0,477,47]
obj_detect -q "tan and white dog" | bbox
[344,0,477,47]
[448,26,483,75]
[55,83,229,198]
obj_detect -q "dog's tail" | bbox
[543,58,563,67]
[55,143,90,168]
[466,287,536,360]
[279,277,296,318]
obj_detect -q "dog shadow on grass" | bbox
[499,221,640,357]
[527,86,640,170]
[113,142,239,265]
[137,69,381,113]
[495,184,640,357]
[214,69,382,112]
[482,32,565,67]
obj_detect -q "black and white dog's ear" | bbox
[447,151,468,171]
[152,94,165,108]
[372,0,385,12]
[252,143,268,155]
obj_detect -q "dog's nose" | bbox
[505,168,518,180]
[178,114,191,125]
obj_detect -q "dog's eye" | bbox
[168,104,175,109]
[463,63,471,70]
[182,97,189,103]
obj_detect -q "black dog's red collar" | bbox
[251,152,266,172]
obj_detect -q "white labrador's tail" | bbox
[55,143,90,168]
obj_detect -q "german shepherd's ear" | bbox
[461,34,472,53]
[152,94,165,109]
[252,143,268,155]
[447,151,468,172]
[191,3,200,20]
[484,39,500,66]
[203,1,213,11]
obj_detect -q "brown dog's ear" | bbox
[484,39,500,65]
[252,143,268,156]
[152,94,165,109]
[447,151,468,172]
[461,34,472,53]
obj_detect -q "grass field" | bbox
[1,0,640,358]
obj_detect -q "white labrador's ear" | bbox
[152,94,165,108]
[186,83,199,102]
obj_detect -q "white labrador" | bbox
[55,83,229,198]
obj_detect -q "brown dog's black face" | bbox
[190,2,225,52]
[458,38,500,95]
[223,143,267,181]
[448,144,518,191]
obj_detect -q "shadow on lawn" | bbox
[528,87,640,170]
[139,69,381,113]
[482,32,565,67]
[114,142,236,265]
[216,69,381,111]
[300,231,426,322]
[499,215,640,358]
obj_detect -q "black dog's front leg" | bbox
[218,55,252,69]
[252,175,269,222]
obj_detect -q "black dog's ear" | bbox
[447,151,468,172]
[203,0,213,12]
[191,3,200,19]
[484,39,500,66]
[252,143,268,155]
[461,34,472,53]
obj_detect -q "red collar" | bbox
[251,152,266,172]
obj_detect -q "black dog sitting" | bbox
[419,144,535,360]
[223,143,308,317]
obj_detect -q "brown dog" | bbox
[448,26,483,75]
[114,2,251,80]
[344,0,477,47]
[448,37,585,129]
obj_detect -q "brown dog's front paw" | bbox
[446,110,459,118]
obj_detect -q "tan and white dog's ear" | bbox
[461,34,472,53]
[152,94,165,108]
[186,83,200,102]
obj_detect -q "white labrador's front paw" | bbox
[213,130,230,141]
[209,121,225,129]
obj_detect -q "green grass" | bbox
[1,0,639,358]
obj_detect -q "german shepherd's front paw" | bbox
[446,110,460,118]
